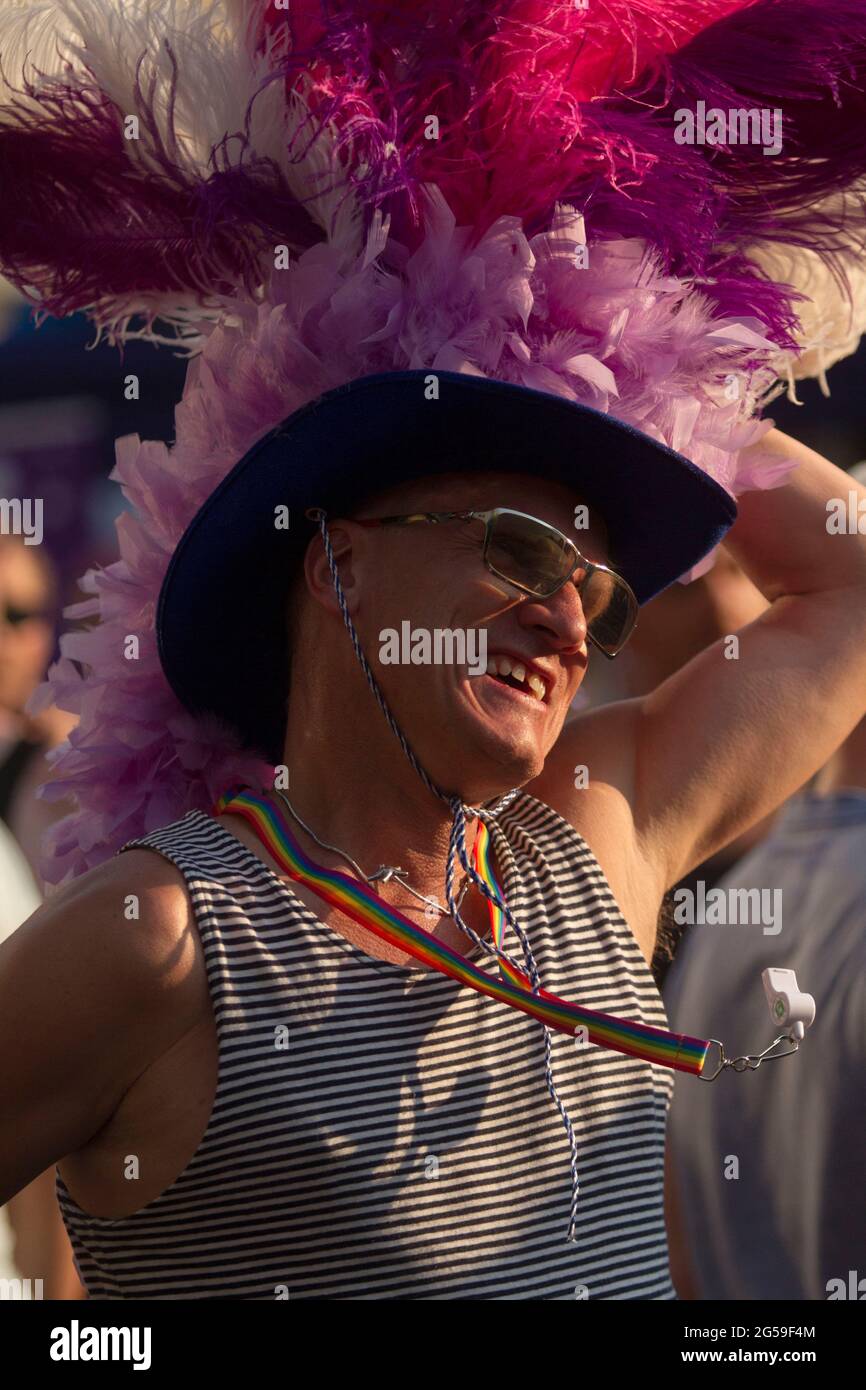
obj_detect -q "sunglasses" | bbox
[344,507,639,657]
[1,602,51,627]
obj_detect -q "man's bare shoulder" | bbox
[18,846,194,973]
[1,845,202,1064]
[0,845,205,1202]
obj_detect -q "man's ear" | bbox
[303,522,361,616]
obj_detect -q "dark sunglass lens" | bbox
[580,570,634,653]
[4,604,45,626]
[487,514,571,594]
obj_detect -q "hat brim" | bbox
[157,369,736,762]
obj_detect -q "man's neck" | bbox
[273,753,478,910]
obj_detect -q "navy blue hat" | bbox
[157,369,736,763]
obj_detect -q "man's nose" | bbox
[515,576,588,652]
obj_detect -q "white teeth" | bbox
[486,655,547,701]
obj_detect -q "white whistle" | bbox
[762,968,816,1041]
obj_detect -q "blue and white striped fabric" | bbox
[57,794,676,1300]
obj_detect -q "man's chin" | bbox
[438,679,552,797]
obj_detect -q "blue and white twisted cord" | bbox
[445,795,580,1239]
[313,509,581,1240]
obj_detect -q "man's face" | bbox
[333,472,609,798]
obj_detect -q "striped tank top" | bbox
[57,793,677,1300]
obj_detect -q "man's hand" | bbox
[533,430,866,950]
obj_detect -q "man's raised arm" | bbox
[629,428,866,886]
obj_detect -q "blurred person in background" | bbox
[0,535,76,881]
[0,534,84,1298]
[663,463,866,1301]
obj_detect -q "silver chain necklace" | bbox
[273,788,471,919]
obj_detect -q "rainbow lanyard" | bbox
[214,786,711,1076]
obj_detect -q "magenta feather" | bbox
[256,0,866,339]
[253,1,760,237]
[3,0,865,343]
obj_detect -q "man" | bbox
[4,0,866,1305]
[2,381,866,1298]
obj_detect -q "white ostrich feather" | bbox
[1,0,284,177]
[0,0,364,341]
[748,187,866,398]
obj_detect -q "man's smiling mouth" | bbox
[482,654,550,703]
